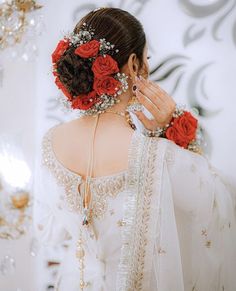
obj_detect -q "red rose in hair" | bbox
[52,39,69,63]
[72,90,99,110]
[55,77,73,101]
[92,55,119,78]
[93,76,120,95]
[166,111,198,148]
[75,40,100,58]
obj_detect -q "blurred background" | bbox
[0,0,236,290]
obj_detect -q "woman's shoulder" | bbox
[42,119,83,152]
[40,120,82,184]
[45,119,79,136]
[42,118,82,159]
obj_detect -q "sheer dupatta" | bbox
[117,133,236,291]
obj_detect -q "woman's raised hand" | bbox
[134,76,176,130]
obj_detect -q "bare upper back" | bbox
[51,117,134,179]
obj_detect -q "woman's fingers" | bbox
[132,76,177,129]
[136,90,173,127]
[136,89,160,117]
[147,79,168,100]
[136,76,176,111]
[135,77,164,108]
[148,80,176,110]
[136,89,171,126]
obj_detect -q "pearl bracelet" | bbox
[142,103,186,138]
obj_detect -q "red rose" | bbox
[92,55,119,78]
[52,39,69,63]
[72,91,99,110]
[93,76,121,95]
[166,111,198,148]
[75,40,100,58]
[55,77,72,101]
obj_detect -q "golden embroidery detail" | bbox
[158,247,166,254]
[76,229,90,290]
[41,125,126,220]
[205,240,212,248]
[201,228,212,248]
[201,229,207,236]
[117,219,126,227]
[117,133,160,291]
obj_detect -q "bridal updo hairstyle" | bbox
[56,7,146,98]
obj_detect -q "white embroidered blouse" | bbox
[33,123,236,291]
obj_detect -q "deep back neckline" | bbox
[41,123,139,219]
[43,123,137,183]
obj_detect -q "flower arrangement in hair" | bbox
[51,22,202,154]
[51,23,128,116]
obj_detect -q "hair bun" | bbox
[51,7,144,114]
[56,46,94,97]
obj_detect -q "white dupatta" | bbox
[117,132,236,291]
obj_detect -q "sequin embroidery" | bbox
[41,125,127,219]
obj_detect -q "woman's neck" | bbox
[79,91,131,127]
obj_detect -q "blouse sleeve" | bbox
[32,142,71,248]
[164,139,236,290]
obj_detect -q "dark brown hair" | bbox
[56,7,146,97]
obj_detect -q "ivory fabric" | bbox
[33,124,236,291]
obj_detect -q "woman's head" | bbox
[56,7,148,98]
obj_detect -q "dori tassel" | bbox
[82,208,89,226]
[82,181,92,226]
[82,207,92,226]
[81,115,99,227]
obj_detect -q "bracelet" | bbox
[142,125,167,137]
[141,103,202,154]
[142,103,185,138]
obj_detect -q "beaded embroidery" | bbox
[116,133,163,291]
[41,125,126,219]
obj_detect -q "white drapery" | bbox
[33,127,236,291]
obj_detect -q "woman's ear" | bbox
[127,53,140,78]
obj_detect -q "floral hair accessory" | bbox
[51,22,129,116]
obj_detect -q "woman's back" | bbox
[33,6,236,291]
[51,114,134,180]
[35,120,236,291]
[37,118,142,290]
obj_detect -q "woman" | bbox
[33,7,236,291]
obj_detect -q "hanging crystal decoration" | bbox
[0,0,44,61]
[0,135,32,240]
